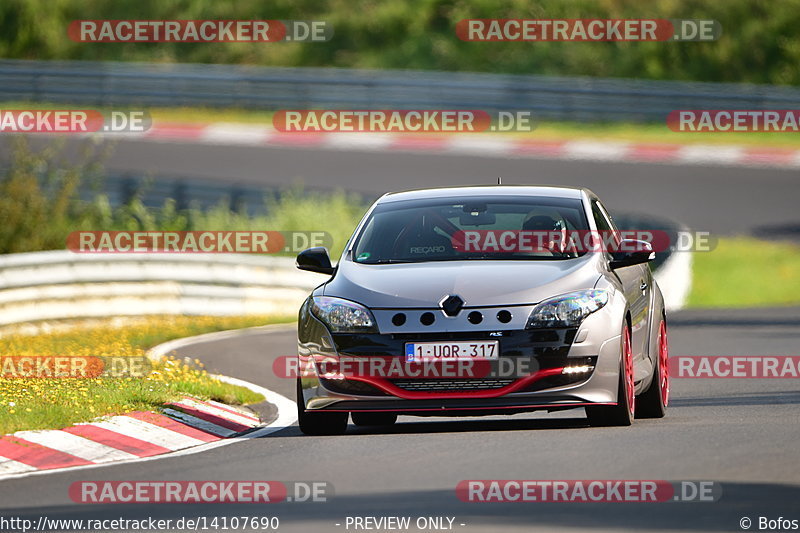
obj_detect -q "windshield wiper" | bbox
[358,259,416,264]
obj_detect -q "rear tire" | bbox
[296,379,348,435]
[636,318,669,418]
[586,322,635,427]
[351,412,397,427]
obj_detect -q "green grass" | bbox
[0,314,293,434]
[688,237,800,308]
[532,122,800,149]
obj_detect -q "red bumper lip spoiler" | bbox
[324,366,569,400]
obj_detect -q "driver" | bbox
[521,213,569,255]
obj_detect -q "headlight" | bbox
[526,289,609,328]
[310,296,377,333]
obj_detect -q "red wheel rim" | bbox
[658,321,670,407]
[623,325,635,417]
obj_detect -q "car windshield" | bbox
[352,195,589,264]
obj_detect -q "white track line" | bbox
[146,323,295,360]
[212,373,298,435]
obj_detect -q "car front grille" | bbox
[319,377,389,396]
[390,378,515,392]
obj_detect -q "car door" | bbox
[591,199,651,375]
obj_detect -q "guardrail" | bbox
[0,245,688,328]
[2,59,800,122]
[0,251,320,326]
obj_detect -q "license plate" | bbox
[405,341,499,362]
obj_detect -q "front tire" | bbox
[296,379,348,435]
[586,322,635,427]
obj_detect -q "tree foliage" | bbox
[0,0,798,85]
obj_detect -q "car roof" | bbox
[379,185,588,204]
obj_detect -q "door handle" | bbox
[640,280,648,292]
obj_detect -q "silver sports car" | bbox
[295,186,669,435]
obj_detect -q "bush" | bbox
[0,138,367,256]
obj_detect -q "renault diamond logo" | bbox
[440,295,465,317]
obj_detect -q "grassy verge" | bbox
[0,314,293,434]
[109,107,800,148]
[151,107,800,148]
[530,122,800,148]
[688,237,800,308]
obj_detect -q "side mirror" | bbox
[296,247,335,275]
[609,239,655,269]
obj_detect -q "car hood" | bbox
[323,256,603,308]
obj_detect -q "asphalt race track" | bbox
[0,307,798,532]
[0,139,798,532]
[8,136,800,237]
